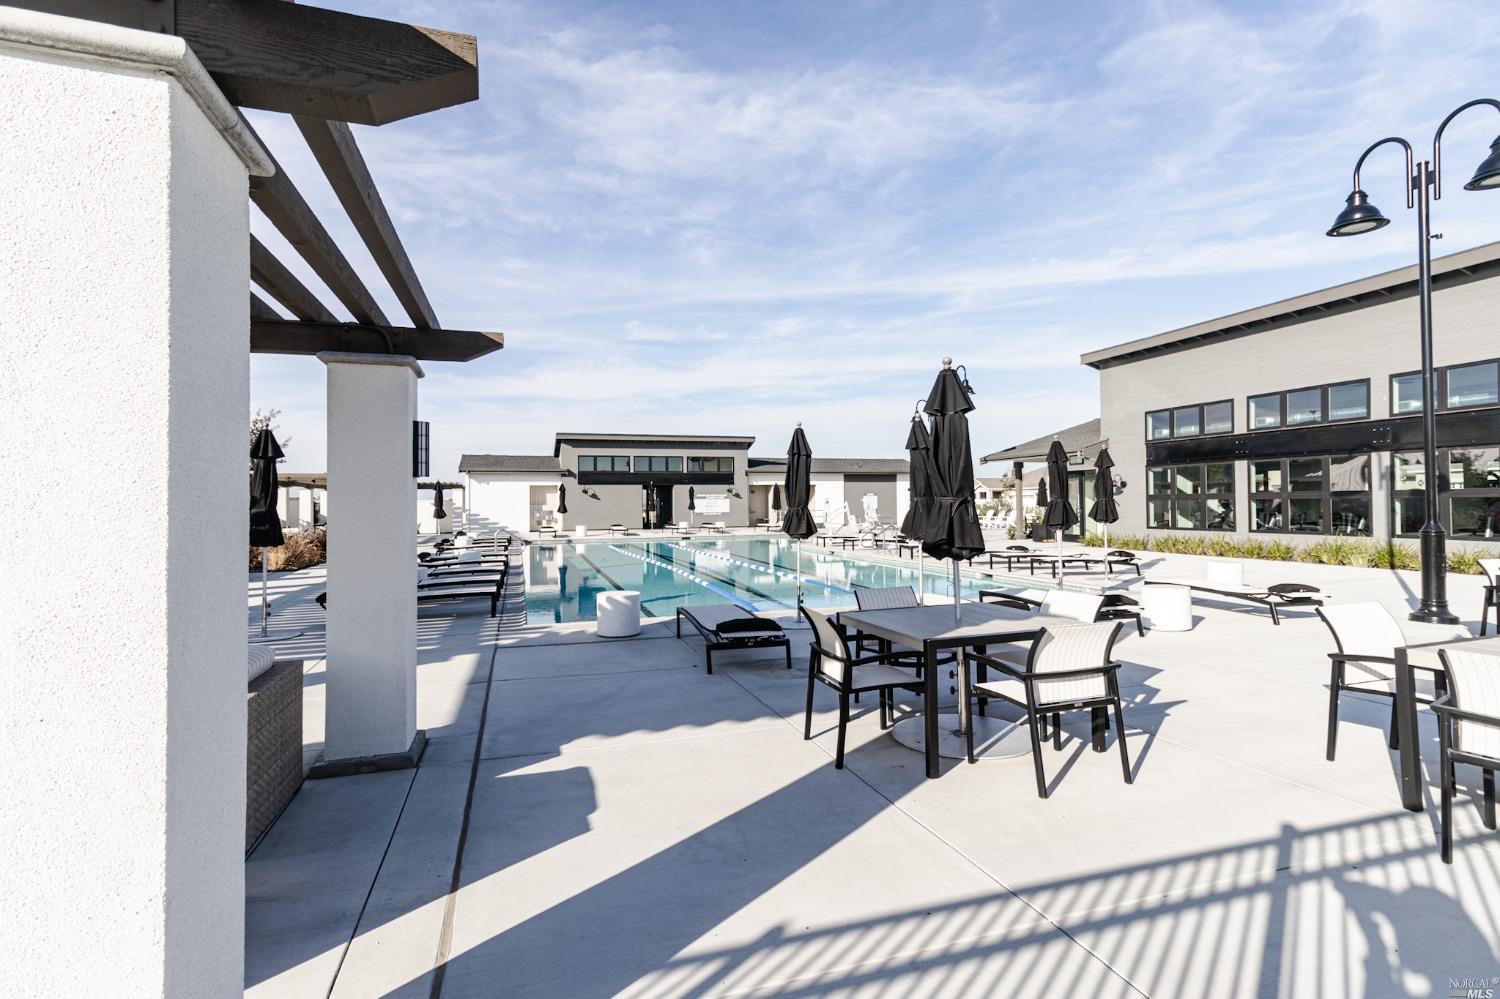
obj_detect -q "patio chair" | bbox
[1317,603,1466,760]
[675,604,791,674]
[1480,559,1499,636]
[800,606,927,769]
[965,621,1132,797]
[850,585,933,673]
[1434,647,1500,862]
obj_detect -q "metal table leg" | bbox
[924,639,940,778]
[1394,647,1424,811]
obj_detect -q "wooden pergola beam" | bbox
[22,1,480,125]
[245,121,390,327]
[251,319,503,363]
[249,235,339,323]
[294,117,438,329]
[249,291,282,321]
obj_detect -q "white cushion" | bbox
[247,645,276,683]
[1442,649,1500,761]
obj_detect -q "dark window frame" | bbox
[1390,359,1500,416]
[1251,454,1372,536]
[633,455,683,473]
[1248,379,1371,432]
[578,454,630,473]
[687,456,734,474]
[1146,461,1235,532]
[1391,444,1500,539]
[1144,399,1234,441]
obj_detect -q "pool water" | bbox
[523,536,1021,624]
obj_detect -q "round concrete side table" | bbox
[573,525,588,539]
[596,591,641,638]
[1141,584,1193,632]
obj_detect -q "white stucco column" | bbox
[317,353,425,772]
[0,10,271,996]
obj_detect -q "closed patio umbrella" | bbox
[557,483,568,520]
[920,359,984,622]
[770,483,782,531]
[433,482,447,520]
[249,427,285,638]
[902,411,934,601]
[782,425,815,612]
[1044,439,1078,580]
[1088,448,1119,548]
[688,485,696,530]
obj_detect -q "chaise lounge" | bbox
[675,603,792,674]
[1145,562,1322,625]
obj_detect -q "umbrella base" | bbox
[889,712,1034,761]
[250,628,306,644]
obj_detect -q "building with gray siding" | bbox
[1083,241,1500,549]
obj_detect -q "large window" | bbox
[1247,380,1369,430]
[1391,360,1500,415]
[1393,446,1500,538]
[634,455,682,473]
[1252,455,1370,535]
[1145,400,1232,440]
[1147,462,1234,531]
[578,455,630,472]
[687,456,734,473]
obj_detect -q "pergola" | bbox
[32,0,503,362]
[2,4,497,993]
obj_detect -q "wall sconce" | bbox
[1114,476,1128,494]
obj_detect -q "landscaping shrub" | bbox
[249,526,327,572]
[1077,530,1485,573]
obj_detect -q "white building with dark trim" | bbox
[1073,242,1500,549]
[461,433,909,533]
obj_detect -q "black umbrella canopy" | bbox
[900,415,933,539]
[249,427,285,548]
[433,483,447,520]
[1088,448,1119,525]
[771,483,782,512]
[1035,476,1048,509]
[1043,439,1078,533]
[688,485,696,512]
[920,364,984,561]
[781,426,816,540]
[557,483,568,515]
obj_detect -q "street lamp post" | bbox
[1327,98,1500,625]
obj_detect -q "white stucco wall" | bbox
[465,472,558,532]
[323,354,421,761]
[0,12,269,996]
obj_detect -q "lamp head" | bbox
[1464,136,1500,191]
[1327,189,1389,237]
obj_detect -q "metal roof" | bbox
[747,457,909,474]
[458,454,562,473]
[981,419,1102,464]
[1081,241,1500,370]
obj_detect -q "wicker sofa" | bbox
[246,645,303,851]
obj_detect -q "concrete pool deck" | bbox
[245,550,1500,997]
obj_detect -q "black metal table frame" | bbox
[837,606,1069,779]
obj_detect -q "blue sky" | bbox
[250,0,1500,475]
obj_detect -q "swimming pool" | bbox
[523,536,1027,624]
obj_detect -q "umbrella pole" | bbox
[1056,530,1064,583]
[795,539,803,615]
[260,548,269,638]
[917,549,924,604]
[952,559,961,623]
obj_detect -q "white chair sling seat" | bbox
[1441,649,1500,761]
[854,585,918,610]
[1040,590,1104,623]
[1321,603,1471,688]
[805,608,915,689]
[975,621,1117,706]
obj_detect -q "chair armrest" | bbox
[1403,622,1475,644]
[848,649,920,667]
[1328,653,1398,666]
[1018,662,1122,683]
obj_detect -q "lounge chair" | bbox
[1145,562,1322,624]
[676,520,696,535]
[1434,647,1500,862]
[985,545,1037,572]
[315,564,507,617]
[1480,559,1499,636]
[675,604,791,674]
[816,532,857,549]
[1317,602,1468,761]
[800,606,927,769]
[964,621,1133,797]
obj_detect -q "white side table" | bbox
[1142,584,1193,632]
[596,591,641,638]
[573,525,588,539]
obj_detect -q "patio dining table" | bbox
[1393,633,1500,811]
[838,601,1084,778]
